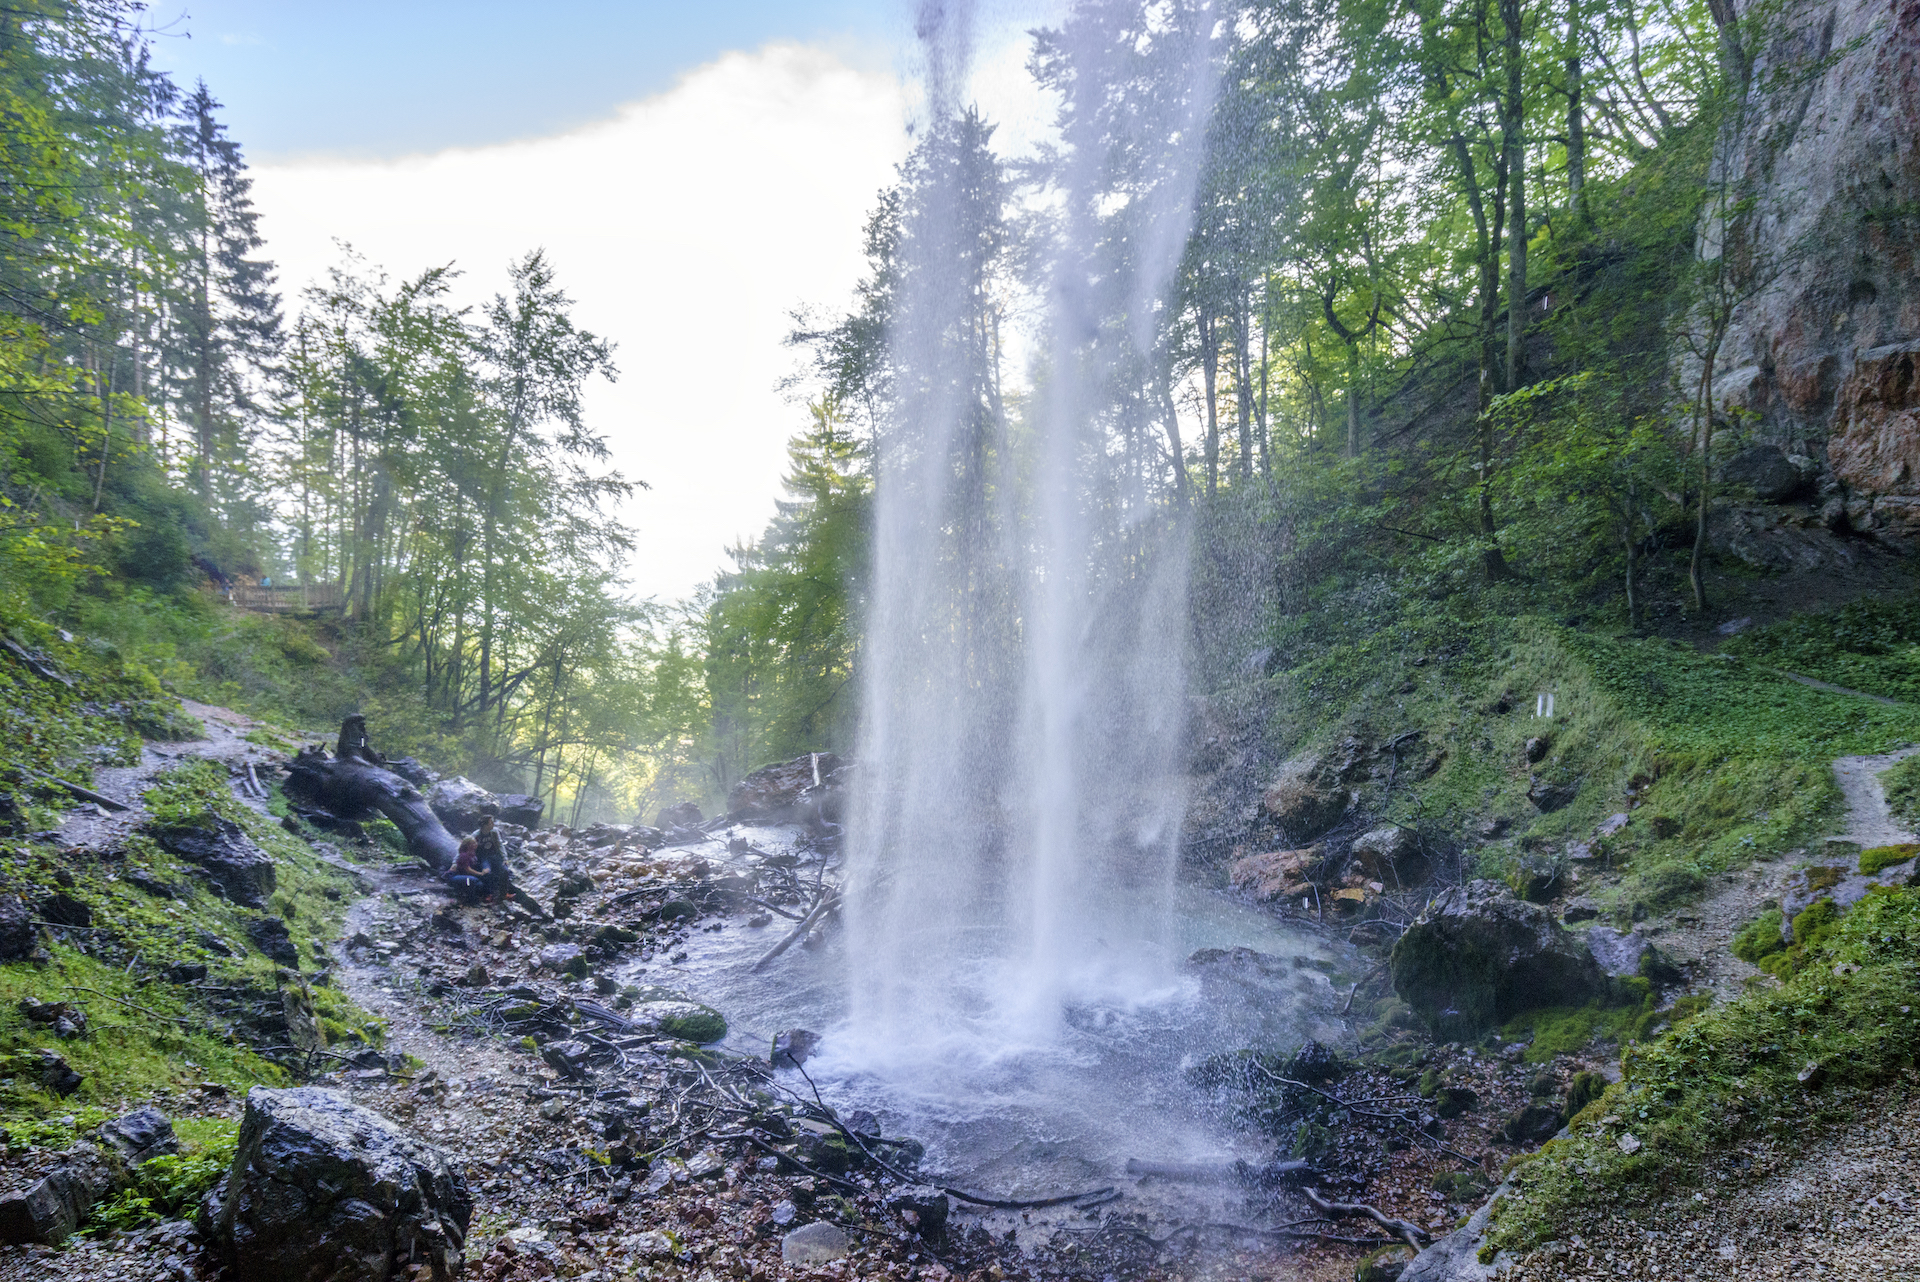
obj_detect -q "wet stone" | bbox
[781,1220,849,1264]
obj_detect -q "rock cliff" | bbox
[1714,0,1920,542]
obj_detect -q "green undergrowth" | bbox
[1262,615,1914,916]
[87,1117,239,1232]
[0,607,200,803]
[0,754,382,1150]
[1723,593,1920,703]
[1483,885,1920,1255]
[1860,843,1920,876]
[1880,756,1920,827]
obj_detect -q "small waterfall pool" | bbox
[613,841,1363,1226]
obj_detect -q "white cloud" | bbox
[251,42,910,604]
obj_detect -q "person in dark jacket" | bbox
[473,813,508,904]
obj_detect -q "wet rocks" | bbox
[1526,774,1581,813]
[20,1000,86,1038]
[202,1086,472,1282]
[1720,444,1808,502]
[772,1028,821,1068]
[885,1185,950,1235]
[427,777,501,835]
[629,999,727,1043]
[727,753,844,822]
[1500,1103,1564,1144]
[1390,880,1609,1040]
[0,1107,175,1244]
[1261,755,1352,842]
[1584,926,1683,984]
[1351,825,1427,885]
[35,1049,83,1096]
[495,792,544,829]
[38,891,92,927]
[781,1220,849,1264]
[541,1041,592,1078]
[152,816,277,908]
[1230,847,1322,902]
[245,916,300,967]
[655,801,704,829]
[0,896,38,961]
[536,943,588,978]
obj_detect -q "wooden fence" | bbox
[229,583,345,614]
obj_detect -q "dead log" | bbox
[281,716,547,917]
[1302,1187,1431,1251]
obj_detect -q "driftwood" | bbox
[282,715,546,916]
[1302,1187,1431,1251]
[285,716,462,872]
[23,767,129,811]
[750,892,840,971]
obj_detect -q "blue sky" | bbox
[145,1,905,160]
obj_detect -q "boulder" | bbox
[496,793,544,830]
[427,777,499,836]
[246,916,300,967]
[203,1086,471,1282]
[38,892,91,928]
[0,1107,176,1245]
[772,1028,821,1068]
[654,801,704,829]
[885,1185,950,1235]
[1390,881,1609,1040]
[1584,927,1683,984]
[1351,826,1427,884]
[1260,755,1351,841]
[630,1000,727,1043]
[1500,1103,1565,1145]
[781,1220,849,1264]
[0,896,38,961]
[1229,847,1321,902]
[728,753,844,821]
[1720,444,1807,501]
[35,1049,82,1096]
[1526,774,1580,813]
[152,817,277,907]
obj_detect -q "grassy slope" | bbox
[1263,615,1920,919]
[0,611,380,1189]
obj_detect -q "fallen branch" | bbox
[1303,1187,1430,1251]
[749,892,840,971]
[1,637,72,686]
[22,768,128,812]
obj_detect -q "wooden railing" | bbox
[229,583,345,613]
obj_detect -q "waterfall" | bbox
[844,0,1219,1064]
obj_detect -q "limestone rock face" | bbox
[1390,880,1608,1039]
[1709,0,1920,540]
[203,1087,471,1282]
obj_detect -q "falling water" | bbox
[845,0,1221,1066]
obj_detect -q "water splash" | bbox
[847,0,1220,1065]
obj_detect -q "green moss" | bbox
[1859,843,1920,876]
[1882,756,1920,827]
[1730,910,1787,965]
[1482,886,1920,1255]
[1502,989,1662,1064]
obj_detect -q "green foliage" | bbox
[1484,887,1920,1255]
[89,1119,239,1231]
[1724,594,1920,702]
[1879,756,1920,828]
[1860,843,1920,876]
[1729,909,1786,965]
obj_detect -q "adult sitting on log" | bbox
[284,715,545,916]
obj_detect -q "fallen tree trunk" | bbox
[282,715,546,917]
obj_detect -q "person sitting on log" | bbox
[445,836,483,903]
[474,812,509,905]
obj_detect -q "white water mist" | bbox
[846,0,1219,1063]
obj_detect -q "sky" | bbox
[147,2,1057,605]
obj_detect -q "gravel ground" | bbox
[1503,1083,1920,1280]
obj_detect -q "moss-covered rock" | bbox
[1391,880,1608,1040]
[632,1000,726,1044]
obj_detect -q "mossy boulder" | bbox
[631,1000,727,1044]
[1390,880,1608,1040]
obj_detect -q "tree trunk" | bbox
[1566,0,1586,220]
[1234,285,1254,481]
[282,715,546,915]
[1345,339,1363,457]
[1200,306,1220,497]
[1502,0,1529,392]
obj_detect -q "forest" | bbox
[0,0,1872,819]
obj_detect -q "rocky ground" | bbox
[2,701,1914,1282]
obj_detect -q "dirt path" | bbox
[51,698,288,849]
[1831,745,1920,849]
